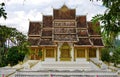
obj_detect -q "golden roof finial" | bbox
[61,3,68,12]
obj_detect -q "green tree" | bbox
[0,25,29,67]
[111,47,120,66]
[7,46,25,66]
[0,2,29,67]
[92,0,120,46]
[101,48,110,62]
[0,3,7,19]
[91,0,120,65]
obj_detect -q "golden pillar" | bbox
[42,47,46,61]
[88,49,89,60]
[55,47,58,61]
[85,48,89,61]
[41,48,43,61]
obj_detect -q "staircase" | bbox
[30,59,99,71]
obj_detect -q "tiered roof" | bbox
[53,5,75,19]
[28,22,41,36]
[28,5,104,47]
[76,16,87,28]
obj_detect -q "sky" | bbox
[0,0,106,35]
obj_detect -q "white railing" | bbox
[15,70,118,77]
[0,68,16,77]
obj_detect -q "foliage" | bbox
[91,0,120,46]
[0,47,8,66]
[0,2,29,67]
[0,25,29,67]
[91,0,120,65]
[0,3,7,19]
[111,47,120,66]
[7,46,25,66]
[101,48,110,62]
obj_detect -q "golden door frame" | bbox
[59,42,71,61]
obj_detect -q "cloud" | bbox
[0,0,106,35]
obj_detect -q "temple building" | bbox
[28,5,104,62]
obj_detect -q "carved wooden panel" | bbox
[89,48,96,57]
[77,49,85,58]
[61,49,70,58]
[77,29,88,37]
[54,28,76,34]
[54,21,75,27]
[46,49,54,58]
[54,34,77,41]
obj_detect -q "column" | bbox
[44,47,46,61]
[74,48,77,61]
[57,45,60,61]
[55,47,57,61]
[85,48,88,61]
[41,48,44,61]
[99,48,101,60]
[71,46,74,62]
[96,48,100,60]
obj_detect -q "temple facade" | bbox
[28,5,104,61]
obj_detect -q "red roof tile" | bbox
[76,16,87,28]
[28,22,41,35]
[90,38,104,46]
[40,38,54,45]
[42,29,52,36]
[76,38,91,45]
[28,37,40,45]
[43,16,52,27]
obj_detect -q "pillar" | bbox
[85,48,89,61]
[96,48,100,60]
[43,47,46,61]
[74,48,77,61]
[99,48,101,60]
[57,44,60,61]
[55,47,57,61]
[41,48,44,61]
[71,44,74,62]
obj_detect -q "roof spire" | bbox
[61,4,68,12]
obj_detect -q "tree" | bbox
[0,2,30,67]
[91,0,120,65]
[101,48,110,63]
[0,3,7,19]
[7,46,25,66]
[0,25,29,67]
[92,0,120,46]
[111,47,120,66]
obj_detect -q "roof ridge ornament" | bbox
[60,4,69,12]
